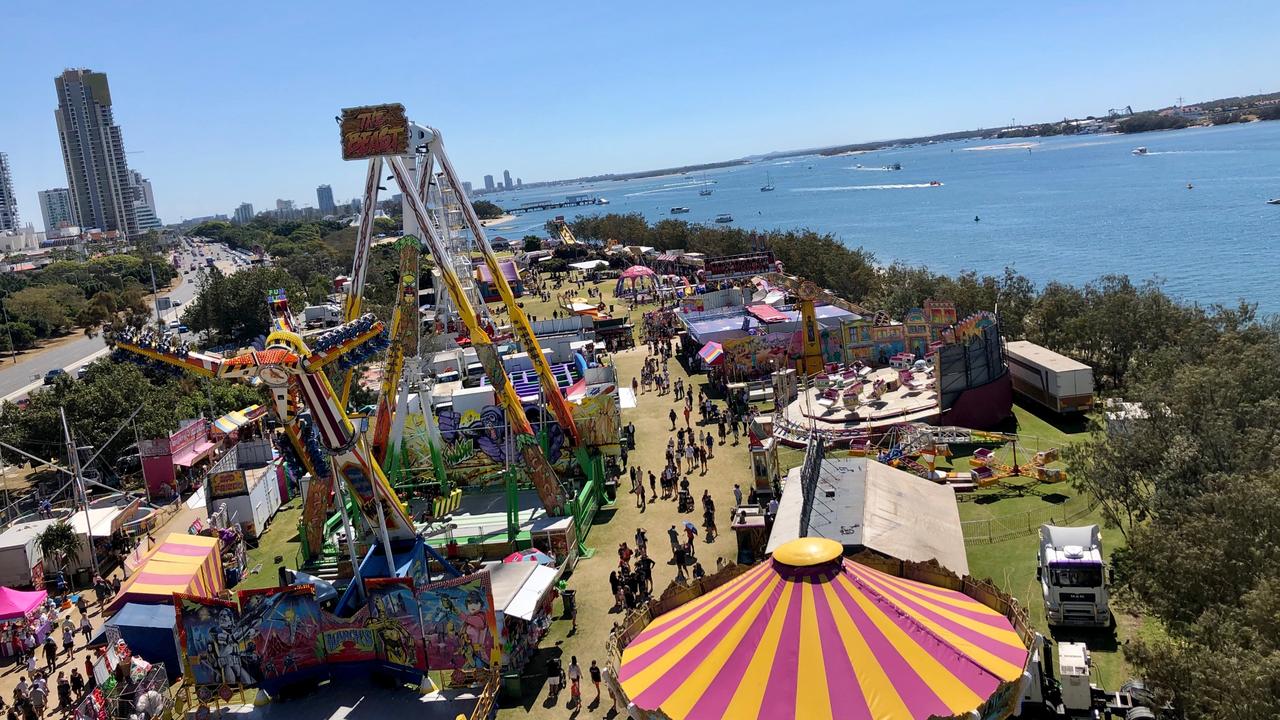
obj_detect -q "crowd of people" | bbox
[1,592,105,719]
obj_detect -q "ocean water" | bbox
[485,121,1280,311]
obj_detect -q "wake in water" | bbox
[1144,150,1242,155]
[624,181,710,197]
[791,183,943,192]
[845,166,893,171]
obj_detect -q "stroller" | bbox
[678,489,694,513]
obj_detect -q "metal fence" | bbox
[961,493,1099,545]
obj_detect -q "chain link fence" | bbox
[961,492,1099,545]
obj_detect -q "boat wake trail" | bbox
[791,183,943,192]
[1145,150,1241,155]
[845,167,893,171]
[624,181,709,197]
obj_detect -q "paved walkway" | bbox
[498,341,757,719]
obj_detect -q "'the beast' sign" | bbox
[340,104,410,160]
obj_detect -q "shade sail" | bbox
[106,533,223,614]
[697,341,724,365]
[503,549,555,566]
[619,265,656,280]
[618,538,1028,720]
[0,586,47,620]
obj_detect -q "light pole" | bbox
[0,295,14,364]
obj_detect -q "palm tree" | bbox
[36,521,84,577]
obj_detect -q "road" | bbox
[0,238,247,401]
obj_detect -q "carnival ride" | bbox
[871,423,1066,490]
[549,217,579,245]
[106,307,413,567]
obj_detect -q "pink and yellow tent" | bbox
[107,533,223,614]
[618,538,1029,720]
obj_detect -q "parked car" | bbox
[76,366,89,379]
[43,369,67,385]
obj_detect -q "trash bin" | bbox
[500,671,522,700]
[561,588,577,620]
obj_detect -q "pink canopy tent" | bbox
[0,587,47,620]
[616,265,659,297]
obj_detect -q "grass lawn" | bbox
[237,501,304,590]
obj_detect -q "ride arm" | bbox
[427,132,583,446]
[339,157,384,407]
[370,238,420,465]
[389,156,567,514]
[109,338,222,379]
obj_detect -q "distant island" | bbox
[494,89,1279,193]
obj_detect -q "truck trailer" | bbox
[1004,340,1094,413]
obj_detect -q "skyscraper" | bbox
[503,170,512,191]
[483,175,495,192]
[38,188,73,235]
[54,68,138,236]
[462,181,473,195]
[129,170,161,230]
[351,197,362,214]
[316,184,335,214]
[0,153,17,232]
[233,202,255,225]
[516,178,523,188]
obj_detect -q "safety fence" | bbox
[960,493,1100,545]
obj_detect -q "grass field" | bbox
[239,502,303,590]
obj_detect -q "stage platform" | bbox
[417,488,550,546]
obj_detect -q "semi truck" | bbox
[1038,524,1110,627]
[1005,340,1095,413]
[302,304,342,329]
[1016,635,1159,718]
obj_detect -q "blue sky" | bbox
[2,1,1277,225]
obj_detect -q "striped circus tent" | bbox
[618,538,1029,720]
[107,533,224,614]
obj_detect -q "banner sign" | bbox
[340,104,410,160]
[703,251,776,282]
[208,470,246,500]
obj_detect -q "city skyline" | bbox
[54,68,139,236]
[1,3,1277,221]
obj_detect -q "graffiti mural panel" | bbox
[175,594,261,687]
[417,572,499,672]
[237,586,325,683]
[366,578,427,671]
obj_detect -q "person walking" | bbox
[27,685,43,718]
[648,472,656,499]
[682,405,691,428]
[733,484,743,509]
[78,616,92,646]
[42,636,56,670]
[567,657,582,707]
[546,656,562,701]
[635,528,647,556]
[589,660,602,700]
[668,408,677,430]
[55,674,70,711]
[668,526,680,556]
[637,481,646,511]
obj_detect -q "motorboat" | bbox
[886,162,902,170]
[699,187,713,196]
[1132,147,1148,156]
[1267,198,1280,205]
[670,206,690,214]
[928,181,942,186]
[714,214,733,223]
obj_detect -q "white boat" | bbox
[1132,147,1148,156]
[714,213,733,223]
[760,171,775,192]
[670,206,690,214]
[1268,198,1280,205]
[699,173,713,196]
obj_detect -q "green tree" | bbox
[7,284,86,335]
[36,521,84,575]
[472,200,504,220]
[373,217,399,235]
[522,236,542,252]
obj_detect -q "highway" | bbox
[0,239,247,401]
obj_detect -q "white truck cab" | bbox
[1039,524,1110,627]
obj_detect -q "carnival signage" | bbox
[339,104,411,160]
[208,470,247,500]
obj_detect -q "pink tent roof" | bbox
[0,586,47,620]
[619,265,656,280]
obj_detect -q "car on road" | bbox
[76,366,89,380]
[168,320,181,329]
[43,368,68,385]
[178,324,189,333]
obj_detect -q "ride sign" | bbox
[339,104,410,160]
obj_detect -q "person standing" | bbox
[42,636,56,670]
[668,408,677,430]
[634,528,647,556]
[668,526,680,556]
[78,615,92,646]
[55,674,70,711]
[27,684,44,718]
[589,660,602,701]
[567,657,582,707]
